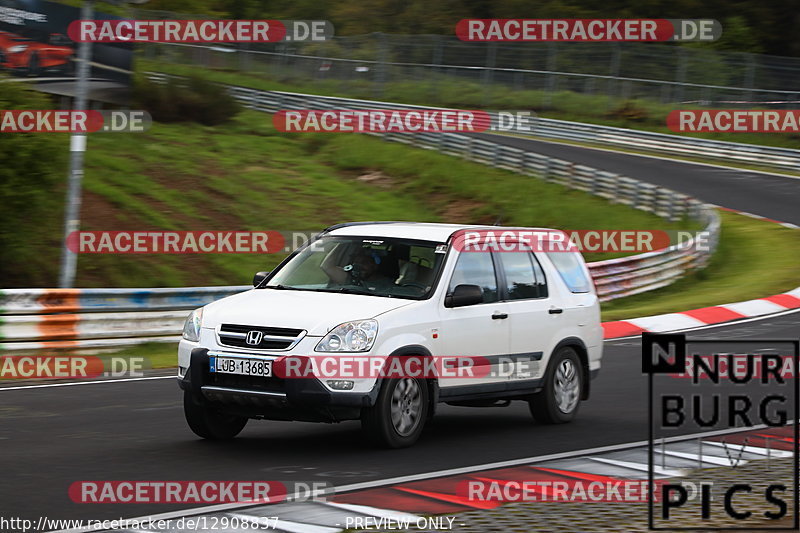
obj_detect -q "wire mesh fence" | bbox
[135,27,800,109]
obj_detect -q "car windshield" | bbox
[265,235,447,299]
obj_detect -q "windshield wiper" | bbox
[261,284,304,291]
[339,287,379,296]
[317,287,391,297]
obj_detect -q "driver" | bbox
[322,248,396,291]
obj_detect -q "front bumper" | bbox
[179,348,380,422]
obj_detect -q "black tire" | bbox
[362,376,428,448]
[27,53,39,77]
[183,391,248,440]
[529,346,583,424]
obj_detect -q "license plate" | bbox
[210,356,272,377]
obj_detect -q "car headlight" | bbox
[182,307,203,342]
[315,319,378,352]
[8,45,27,53]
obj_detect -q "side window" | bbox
[498,252,547,300]
[448,252,498,303]
[546,252,592,293]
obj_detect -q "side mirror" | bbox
[252,271,270,287]
[444,284,483,308]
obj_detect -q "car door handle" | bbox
[548,308,564,314]
[491,312,508,320]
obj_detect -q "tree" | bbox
[0,80,67,287]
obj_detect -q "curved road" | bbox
[3,139,800,526]
[477,134,800,224]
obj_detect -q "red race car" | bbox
[0,30,74,76]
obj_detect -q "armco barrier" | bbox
[149,70,800,171]
[0,80,720,351]
[529,118,800,173]
[153,72,800,173]
[0,287,247,352]
[0,286,247,315]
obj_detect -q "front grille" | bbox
[218,323,304,350]
[206,371,286,394]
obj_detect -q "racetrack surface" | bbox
[3,311,799,525]
[3,140,800,527]
[475,134,800,225]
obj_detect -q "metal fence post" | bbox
[675,49,687,104]
[373,33,388,99]
[608,43,621,110]
[482,42,497,107]
[430,35,443,104]
[58,0,94,288]
[744,54,756,104]
[544,43,557,108]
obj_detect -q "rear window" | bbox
[546,252,592,293]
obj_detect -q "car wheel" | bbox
[183,390,248,440]
[529,346,582,424]
[362,376,428,448]
[27,53,39,77]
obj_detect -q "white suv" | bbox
[178,222,603,448]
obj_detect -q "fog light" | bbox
[327,380,354,390]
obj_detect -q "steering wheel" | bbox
[343,264,364,286]
[399,282,427,293]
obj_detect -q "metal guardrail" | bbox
[0,287,248,352]
[0,78,720,352]
[527,118,800,173]
[156,73,798,173]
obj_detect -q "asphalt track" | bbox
[3,139,800,527]
[475,134,800,224]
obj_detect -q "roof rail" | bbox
[320,221,414,234]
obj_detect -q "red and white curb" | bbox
[69,426,796,533]
[602,203,800,340]
[602,286,800,340]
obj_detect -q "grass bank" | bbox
[71,109,690,287]
[601,210,800,321]
[138,59,800,152]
